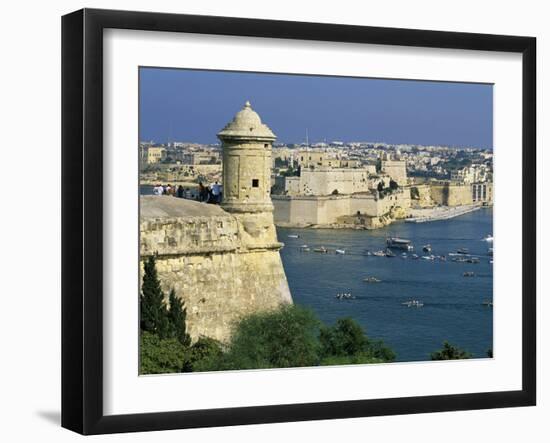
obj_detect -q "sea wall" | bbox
[140,196,292,343]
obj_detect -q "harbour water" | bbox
[277,208,493,362]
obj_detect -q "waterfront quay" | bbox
[406,204,482,223]
[278,208,493,362]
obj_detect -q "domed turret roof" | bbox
[217,101,276,141]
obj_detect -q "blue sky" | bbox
[139,67,493,148]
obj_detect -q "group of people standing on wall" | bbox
[198,181,222,204]
[152,181,222,205]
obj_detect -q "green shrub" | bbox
[187,337,224,372]
[320,318,395,363]
[320,318,367,358]
[139,331,190,374]
[430,341,472,360]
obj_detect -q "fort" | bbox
[140,102,292,343]
[272,152,411,229]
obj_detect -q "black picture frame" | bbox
[61,8,536,435]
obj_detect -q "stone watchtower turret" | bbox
[217,101,282,249]
[217,100,276,214]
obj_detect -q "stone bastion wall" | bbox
[140,196,292,343]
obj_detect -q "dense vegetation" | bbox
[140,256,474,374]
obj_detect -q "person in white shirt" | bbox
[211,181,221,203]
[153,184,164,195]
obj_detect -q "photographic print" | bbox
[138,67,494,375]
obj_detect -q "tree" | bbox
[377,181,384,193]
[281,165,298,177]
[186,337,224,372]
[167,289,191,347]
[139,331,190,374]
[198,305,321,371]
[389,179,398,191]
[319,318,395,364]
[320,318,367,358]
[430,341,472,360]
[140,255,171,338]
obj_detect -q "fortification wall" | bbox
[140,196,292,343]
[316,196,351,224]
[273,195,350,225]
[288,168,373,196]
[411,184,435,207]
[350,194,380,216]
[431,183,473,206]
[273,191,410,226]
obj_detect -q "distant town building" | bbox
[182,152,220,165]
[140,146,167,164]
[472,182,493,204]
[295,149,337,168]
[451,164,489,184]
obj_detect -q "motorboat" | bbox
[422,244,432,253]
[488,247,493,256]
[313,246,328,253]
[363,276,382,283]
[482,235,494,243]
[421,255,435,261]
[386,237,414,251]
[401,300,424,308]
[411,254,419,260]
[335,293,355,300]
[482,300,493,307]
[372,250,386,257]
[385,249,396,258]
[463,271,475,277]
[287,234,300,238]
[335,249,346,255]
[456,248,469,254]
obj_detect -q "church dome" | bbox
[217,101,276,141]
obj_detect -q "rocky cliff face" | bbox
[140,196,292,343]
